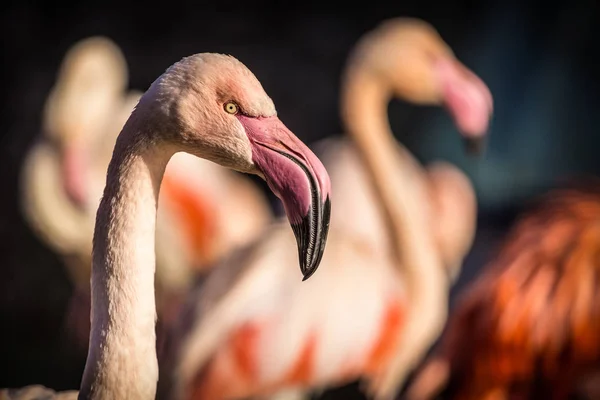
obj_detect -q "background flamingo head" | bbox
[42,36,129,208]
[349,17,493,155]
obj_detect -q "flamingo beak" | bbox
[239,115,331,280]
[61,139,88,208]
[462,135,487,156]
[436,58,493,156]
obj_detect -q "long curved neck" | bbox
[341,67,429,269]
[79,123,175,400]
[341,65,450,388]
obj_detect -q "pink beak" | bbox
[436,57,493,155]
[238,115,331,280]
[61,141,88,208]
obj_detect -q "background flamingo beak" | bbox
[61,139,88,208]
[436,58,493,157]
[462,135,487,156]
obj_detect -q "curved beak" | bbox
[239,115,331,280]
[436,58,493,157]
[60,138,88,208]
[462,135,487,156]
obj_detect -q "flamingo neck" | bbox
[341,67,428,266]
[79,124,175,400]
[341,66,450,388]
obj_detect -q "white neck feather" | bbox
[79,125,175,400]
[342,67,450,391]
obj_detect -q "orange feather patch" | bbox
[161,173,218,267]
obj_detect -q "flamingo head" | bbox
[353,17,493,155]
[43,36,129,208]
[140,53,331,280]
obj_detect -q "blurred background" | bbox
[1,0,599,398]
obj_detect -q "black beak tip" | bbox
[462,136,487,157]
[301,268,315,282]
[294,196,331,282]
[298,246,319,281]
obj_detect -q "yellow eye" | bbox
[224,102,238,114]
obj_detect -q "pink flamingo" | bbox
[405,181,600,400]
[2,53,331,399]
[158,18,492,400]
[20,37,273,350]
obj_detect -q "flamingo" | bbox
[158,17,492,400]
[20,37,273,349]
[404,180,600,400]
[1,52,331,399]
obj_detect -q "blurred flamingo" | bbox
[158,17,492,400]
[405,181,600,400]
[20,36,272,350]
[2,53,331,399]
[0,385,78,400]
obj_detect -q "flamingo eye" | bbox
[224,102,239,115]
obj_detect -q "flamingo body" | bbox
[160,18,492,400]
[407,183,600,400]
[175,223,406,400]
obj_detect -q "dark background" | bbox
[1,0,599,397]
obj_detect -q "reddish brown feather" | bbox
[365,299,405,375]
[419,182,600,400]
[183,299,405,400]
[161,173,219,268]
